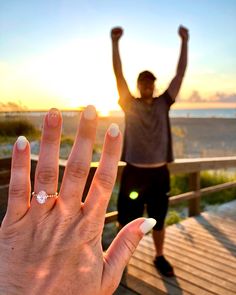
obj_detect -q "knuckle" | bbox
[122,237,137,255]
[43,135,59,145]
[96,171,114,191]
[66,161,88,183]
[9,184,29,199]
[37,167,57,185]
[12,162,26,170]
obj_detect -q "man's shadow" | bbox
[160,274,183,295]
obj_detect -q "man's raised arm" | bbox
[167,25,189,101]
[111,27,133,106]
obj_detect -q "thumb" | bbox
[102,218,156,291]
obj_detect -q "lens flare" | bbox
[129,191,139,200]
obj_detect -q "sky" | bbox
[0,0,236,113]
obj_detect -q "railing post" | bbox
[188,172,201,217]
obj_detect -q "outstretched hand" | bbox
[111,27,123,42]
[0,105,156,295]
[178,25,189,42]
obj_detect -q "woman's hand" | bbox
[0,105,156,295]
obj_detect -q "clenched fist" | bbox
[111,27,123,42]
[178,25,189,42]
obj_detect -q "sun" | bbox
[12,38,121,113]
[97,108,110,117]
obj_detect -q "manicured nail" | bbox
[139,218,156,234]
[108,123,119,137]
[47,108,60,128]
[16,136,28,151]
[84,105,96,120]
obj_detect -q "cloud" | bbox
[212,92,236,103]
[180,91,236,103]
[188,91,205,102]
[0,101,27,111]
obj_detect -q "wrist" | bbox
[112,38,119,44]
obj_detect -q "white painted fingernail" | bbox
[108,123,119,137]
[84,105,96,120]
[16,136,28,151]
[139,218,156,234]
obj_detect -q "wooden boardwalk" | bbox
[116,210,236,295]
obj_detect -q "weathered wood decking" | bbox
[116,209,236,295]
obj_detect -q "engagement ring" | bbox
[32,191,58,204]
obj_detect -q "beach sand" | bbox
[1,114,236,159]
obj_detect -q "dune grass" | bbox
[165,170,236,225]
[0,119,38,137]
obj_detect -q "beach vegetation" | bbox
[0,119,38,137]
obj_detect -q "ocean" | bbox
[1,108,236,119]
[170,108,236,118]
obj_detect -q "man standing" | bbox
[111,25,189,276]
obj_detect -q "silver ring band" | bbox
[32,190,58,204]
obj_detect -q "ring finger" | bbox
[31,108,62,213]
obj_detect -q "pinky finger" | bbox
[3,136,31,226]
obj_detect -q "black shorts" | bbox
[117,163,170,231]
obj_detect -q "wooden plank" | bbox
[165,233,236,265]
[134,247,236,294]
[201,181,236,195]
[127,264,192,295]
[163,233,236,264]
[200,212,236,227]
[166,255,236,293]
[168,156,236,174]
[141,234,236,277]
[175,220,236,242]
[105,211,118,224]
[0,170,10,185]
[0,184,9,223]
[169,191,197,204]
[114,283,140,295]
[8,154,236,178]
[137,239,236,284]
[120,273,167,295]
[131,249,236,295]
[0,157,11,170]
[169,180,236,205]
[143,236,236,276]
[129,257,216,295]
[165,227,236,259]
[166,222,236,253]
[183,217,236,238]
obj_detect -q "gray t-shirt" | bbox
[119,91,174,164]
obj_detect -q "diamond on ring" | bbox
[36,191,48,204]
[32,191,58,204]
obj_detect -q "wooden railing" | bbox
[1,155,236,223]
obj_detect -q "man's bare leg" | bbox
[152,228,165,256]
[152,227,174,276]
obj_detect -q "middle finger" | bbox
[59,105,97,213]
